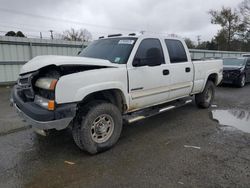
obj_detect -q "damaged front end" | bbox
[11,53,117,134]
[9,52,121,135]
[11,65,97,134]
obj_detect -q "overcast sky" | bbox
[0,0,241,43]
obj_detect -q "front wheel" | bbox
[72,102,123,154]
[236,74,246,88]
[195,81,215,108]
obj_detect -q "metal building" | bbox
[0,36,85,84]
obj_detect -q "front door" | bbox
[128,38,171,111]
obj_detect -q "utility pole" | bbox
[197,35,201,46]
[49,30,54,40]
[40,32,43,39]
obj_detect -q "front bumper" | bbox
[11,85,77,131]
[222,72,241,84]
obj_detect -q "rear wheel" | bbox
[195,81,215,108]
[72,102,123,154]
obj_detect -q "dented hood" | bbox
[20,55,118,74]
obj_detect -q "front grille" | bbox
[223,70,240,79]
[18,73,33,87]
[17,72,38,101]
[18,77,29,85]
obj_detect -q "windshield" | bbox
[223,58,246,66]
[79,37,137,64]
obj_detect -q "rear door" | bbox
[127,38,171,110]
[164,39,193,99]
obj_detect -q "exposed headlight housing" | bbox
[35,78,58,90]
[34,95,55,111]
[34,77,57,110]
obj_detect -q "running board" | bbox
[124,98,193,124]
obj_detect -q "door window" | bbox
[133,39,165,66]
[165,39,188,63]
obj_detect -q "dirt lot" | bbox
[0,84,250,188]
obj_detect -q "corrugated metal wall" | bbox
[0,36,85,84]
[189,49,245,59]
[0,36,248,84]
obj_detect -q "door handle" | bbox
[185,67,191,72]
[163,69,169,75]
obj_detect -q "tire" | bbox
[195,81,215,109]
[236,74,246,88]
[72,102,123,154]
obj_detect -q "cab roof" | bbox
[97,33,183,41]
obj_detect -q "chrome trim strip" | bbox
[131,82,192,99]
[185,100,192,104]
[159,106,175,112]
[128,116,145,123]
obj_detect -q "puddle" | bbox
[211,109,250,133]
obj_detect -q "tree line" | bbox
[3,28,92,42]
[185,0,250,51]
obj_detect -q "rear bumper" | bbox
[11,85,77,130]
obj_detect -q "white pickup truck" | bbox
[11,34,223,154]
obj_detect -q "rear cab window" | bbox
[165,39,188,63]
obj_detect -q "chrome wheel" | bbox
[91,114,114,143]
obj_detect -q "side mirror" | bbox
[147,59,162,66]
[133,58,142,67]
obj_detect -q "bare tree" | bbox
[184,38,196,49]
[61,28,92,42]
[209,7,245,50]
[239,0,250,42]
[240,0,250,26]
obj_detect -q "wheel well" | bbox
[78,89,127,113]
[207,73,218,84]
